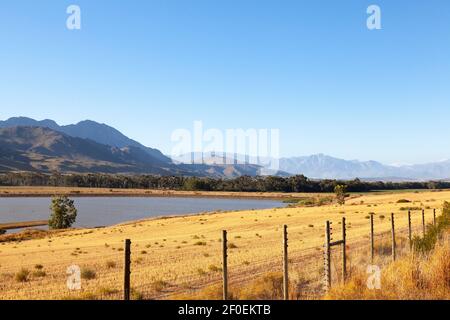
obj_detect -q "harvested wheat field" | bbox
[0,189,448,300]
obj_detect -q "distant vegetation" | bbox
[1,172,450,193]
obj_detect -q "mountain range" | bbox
[0,117,265,177]
[174,152,450,181]
[277,154,450,181]
[0,117,449,181]
[0,117,169,162]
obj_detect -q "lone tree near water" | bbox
[48,196,77,229]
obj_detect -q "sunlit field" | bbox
[0,189,448,300]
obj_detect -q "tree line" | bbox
[0,172,449,193]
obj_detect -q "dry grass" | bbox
[0,189,448,300]
[326,235,450,300]
[327,204,450,300]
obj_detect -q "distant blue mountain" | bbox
[277,154,450,181]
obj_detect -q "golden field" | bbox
[0,189,448,300]
[326,235,450,300]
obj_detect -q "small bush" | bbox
[194,241,207,246]
[34,264,44,270]
[105,261,116,269]
[197,268,207,276]
[208,264,222,272]
[397,199,411,204]
[151,279,169,292]
[15,268,30,282]
[228,243,238,249]
[81,268,96,280]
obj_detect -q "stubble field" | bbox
[0,189,447,300]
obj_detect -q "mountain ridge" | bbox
[0,126,178,175]
[173,152,450,181]
[0,117,170,163]
[277,154,450,180]
[0,123,270,178]
[2,117,450,180]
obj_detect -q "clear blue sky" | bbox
[0,1,449,164]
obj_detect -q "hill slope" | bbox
[0,126,178,174]
[0,117,170,163]
[0,126,268,177]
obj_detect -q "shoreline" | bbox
[0,186,330,201]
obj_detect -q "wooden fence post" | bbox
[408,210,412,250]
[324,221,331,291]
[124,239,131,301]
[370,213,374,263]
[222,230,228,300]
[433,209,436,227]
[422,209,426,237]
[341,217,347,284]
[391,214,396,262]
[282,225,289,300]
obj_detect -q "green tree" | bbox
[334,185,347,205]
[48,196,77,229]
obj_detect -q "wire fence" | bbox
[0,208,441,300]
